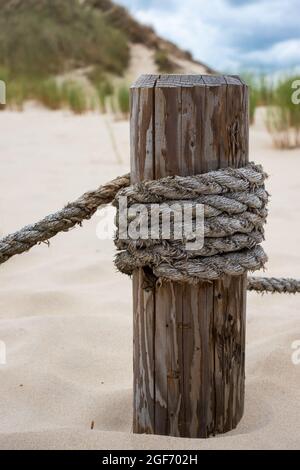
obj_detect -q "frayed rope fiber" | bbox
[0,163,299,293]
[0,174,130,266]
[115,162,269,283]
[247,277,300,293]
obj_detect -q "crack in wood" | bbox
[131,74,248,438]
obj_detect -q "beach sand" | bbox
[0,105,299,450]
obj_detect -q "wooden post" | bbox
[130,74,248,438]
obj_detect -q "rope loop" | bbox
[114,162,269,283]
[0,164,299,293]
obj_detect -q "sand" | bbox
[0,105,299,450]
[127,44,209,82]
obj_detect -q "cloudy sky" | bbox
[117,0,300,73]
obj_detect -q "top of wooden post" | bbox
[131,74,246,89]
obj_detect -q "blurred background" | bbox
[0,0,299,145]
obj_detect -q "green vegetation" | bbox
[0,0,131,113]
[266,76,300,149]
[88,67,115,113]
[257,75,273,106]
[242,73,259,125]
[1,0,297,148]
[37,79,64,110]
[5,79,28,111]
[0,70,90,114]
[87,0,159,48]
[154,49,176,73]
[61,81,89,114]
[0,63,130,117]
[0,0,129,79]
[241,73,273,124]
[117,84,130,118]
[242,72,300,149]
[97,81,114,113]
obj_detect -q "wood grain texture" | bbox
[131,81,156,433]
[131,74,248,437]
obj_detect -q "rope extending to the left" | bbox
[0,173,130,265]
[0,165,299,294]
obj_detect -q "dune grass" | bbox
[5,80,27,111]
[266,76,300,149]
[242,73,259,125]
[36,79,90,114]
[0,69,91,114]
[61,81,89,114]
[0,65,131,117]
[0,0,129,79]
[154,49,176,73]
[88,67,115,113]
[242,72,300,149]
[0,73,35,111]
[37,79,65,111]
[97,81,114,113]
[117,84,130,118]
[87,0,159,48]
[241,73,274,124]
[0,0,129,113]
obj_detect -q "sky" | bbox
[116,0,300,74]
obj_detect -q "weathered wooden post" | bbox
[130,74,248,438]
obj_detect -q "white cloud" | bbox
[117,0,300,73]
[245,39,300,68]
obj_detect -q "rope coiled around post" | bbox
[0,164,299,293]
[114,162,270,283]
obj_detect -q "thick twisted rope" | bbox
[247,276,300,293]
[116,246,268,282]
[119,163,267,204]
[0,174,130,266]
[115,163,269,283]
[0,166,299,293]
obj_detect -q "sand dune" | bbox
[0,106,299,449]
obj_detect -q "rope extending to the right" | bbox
[247,276,300,293]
